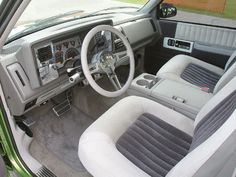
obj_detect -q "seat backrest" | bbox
[225,50,236,72]
[214,50,236,93]
[167,76,236,177]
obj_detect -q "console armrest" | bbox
[128,73,213,119]
[152,80,213,110]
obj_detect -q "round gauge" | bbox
[65,48,80,60]
[64,58,81,69]
[55,51,64,63]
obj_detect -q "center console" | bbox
[128,73,213,119]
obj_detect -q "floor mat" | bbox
[30,105,93,172]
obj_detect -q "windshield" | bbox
[8,0,149,41]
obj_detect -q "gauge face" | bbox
[53,35,82,69]
[65,48,80,60]
[55,51,64,63]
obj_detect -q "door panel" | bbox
[0,156,6,177]
[144,20,236,74]
[175,22,236,49]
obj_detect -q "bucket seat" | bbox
[156,50,236,93]
[79,76,236,177]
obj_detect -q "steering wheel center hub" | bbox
[99,51,116,73]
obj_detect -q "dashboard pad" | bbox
[1,17,160,116]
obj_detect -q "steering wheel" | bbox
[81,25,135,97]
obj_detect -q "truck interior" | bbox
[0,0,236,177]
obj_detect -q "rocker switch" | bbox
[168,39,175,46]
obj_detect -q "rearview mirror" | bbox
[159,3,177,18]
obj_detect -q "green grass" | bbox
[222,0,236,19]
[177,0,236,20]
[118,0,236,20]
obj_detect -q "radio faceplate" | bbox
[163,37,194,53]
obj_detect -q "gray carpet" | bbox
[30,105,93,172]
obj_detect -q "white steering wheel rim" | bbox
[81,25,135,97]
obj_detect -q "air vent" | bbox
[37,45,53,63]
[115,38,125,50]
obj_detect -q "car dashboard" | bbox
[0,14,161,116]
[34,29,112,85]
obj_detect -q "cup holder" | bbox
[134,74,160,89]
[136,79,149,87]
[143,75,156,80]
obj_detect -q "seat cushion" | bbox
[181,63,221,92]
[116,113,192,177]
[156,55,224,90]
[79,96,194,177]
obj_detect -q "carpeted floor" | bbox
[27,81,127,176]
[30,105,93,172]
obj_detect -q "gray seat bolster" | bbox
[167,77,236,177]
[224,50,236,71]
[214,61,236,93]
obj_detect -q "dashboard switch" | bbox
[168,39,175,46]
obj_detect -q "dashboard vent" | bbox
[37,45,53,63]
[114,38,125,51]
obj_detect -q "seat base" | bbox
[116,113,192,177]
[79,96,194,177]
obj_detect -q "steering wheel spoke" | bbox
[114,51,129,68]
[89,63,103,74]
[107,72,122,90]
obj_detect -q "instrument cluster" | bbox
[53,36,82,69]
[34,31,112,86]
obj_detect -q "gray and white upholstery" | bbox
[156,50,236,93]
[79,76,236,177]
[175,23,236,49]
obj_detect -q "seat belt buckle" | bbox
[201,87,210,93]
